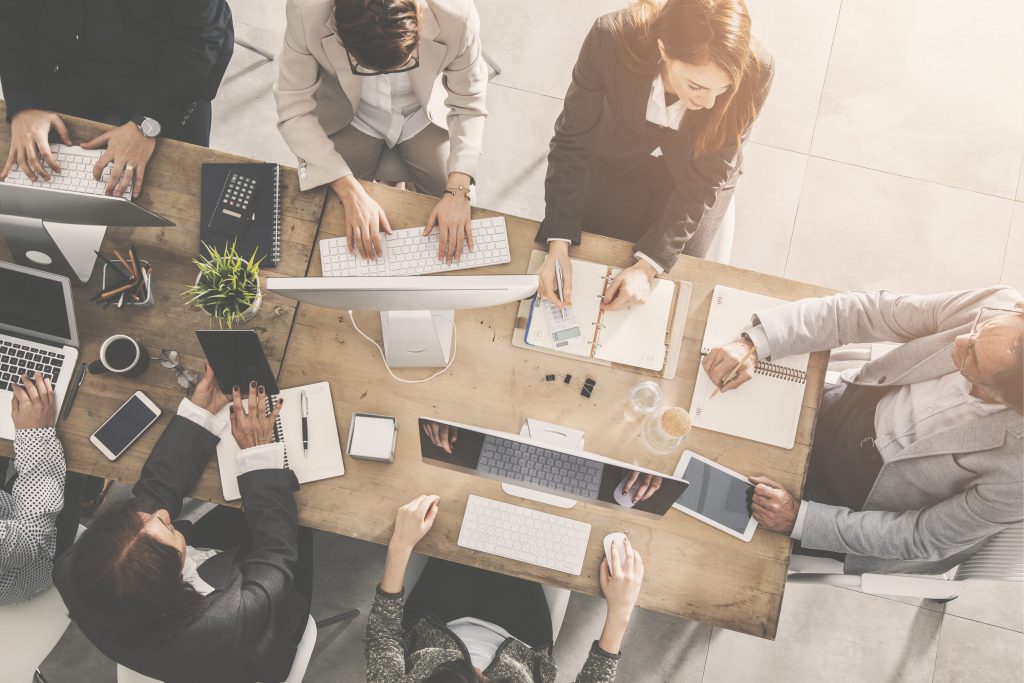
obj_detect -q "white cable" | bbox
[348,310,457,384]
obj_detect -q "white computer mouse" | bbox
[612,474,639,508]
[603,532,628,575]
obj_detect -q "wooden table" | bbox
[0,105,834,639]
[280,184,833,639]
[0,104,327,501]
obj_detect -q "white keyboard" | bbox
[458,495,592,575]
[320,216,510,277]
[4,144,130,198]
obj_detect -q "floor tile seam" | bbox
[999,201,1020,280]
[488,81,566,103]
[696,624,714,683]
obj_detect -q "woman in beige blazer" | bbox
[276,0,487,262]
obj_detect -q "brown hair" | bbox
[609,0,769,156]
[333,0,421,72]
[69,501,206,648]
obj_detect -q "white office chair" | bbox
[403,552,572,642]
[0,584,72,683]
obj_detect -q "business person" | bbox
[55,369,312,683]
[703,287,1024,575]
[366,495,644,682]
[276,0,488,263]
[0,372,65,605]
[537,0,772,311]
[0,0,234,197]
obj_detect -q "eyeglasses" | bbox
[153,350,199,396]
[346,46,419,76]
[959,306,1023,386]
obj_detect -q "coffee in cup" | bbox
[88,335,150,378]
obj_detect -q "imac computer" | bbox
[266,275,538,368]
[418,417,690,516]
[0,173,173,283]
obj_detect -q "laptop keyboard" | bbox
[478,434,604,499]
[0,339,64,391]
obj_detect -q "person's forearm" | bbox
[380,545,411,594]
[597,611,631,654]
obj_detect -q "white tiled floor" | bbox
[32,0,1024,680]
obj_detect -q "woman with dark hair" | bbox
[366,495,645,682]
[276,0,488,264]
[54,368,313,683]
[537,0,773,311]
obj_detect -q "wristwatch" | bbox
[130,115,161,138]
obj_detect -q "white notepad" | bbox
[525,257,677,371]
[689,285,809,449]
[215,381,345,501]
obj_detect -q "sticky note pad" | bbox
[347,413,397,462]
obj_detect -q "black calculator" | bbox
[209,172,261,239]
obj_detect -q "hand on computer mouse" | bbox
[621,471,662,503]
[600,536,644,621]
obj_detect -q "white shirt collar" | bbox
[646,75,686,130]
[181,546,219,596]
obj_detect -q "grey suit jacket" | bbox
[55,417,306,683]
[754,287,1024,574]
[275,0,488,190]
[536,12,773,271]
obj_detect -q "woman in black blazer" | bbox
[537,0,773,312]
[54,371,310,683]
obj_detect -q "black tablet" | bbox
[195,329,279,396]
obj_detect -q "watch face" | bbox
[140,118,161,137]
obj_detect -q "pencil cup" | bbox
[101,260,154,307]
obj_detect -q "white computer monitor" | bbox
[266,275,538,368]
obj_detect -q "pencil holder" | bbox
[101,260,155,308]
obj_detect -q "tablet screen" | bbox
[675,458,753,533]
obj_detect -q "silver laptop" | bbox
[0,261,80,439]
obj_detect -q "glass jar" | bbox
[642,406,691,455]
[623,380,663,422]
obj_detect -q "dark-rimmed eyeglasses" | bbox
[959,306,1023,386]
[346,46,419,76]
[153,349,199,396]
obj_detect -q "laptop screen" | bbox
[0,266,73,344]
[418,418,689,517]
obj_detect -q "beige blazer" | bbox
[275,0,488,190]
[756,287,1024,574]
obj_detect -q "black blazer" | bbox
[0,0,233,128]
[54,416,308,683]
[537,11,773,271]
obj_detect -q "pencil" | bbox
[710,345,757,399]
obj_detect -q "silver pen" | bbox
[300,390,309,458]
[554,259,565,304]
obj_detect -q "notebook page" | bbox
[593,272,675,370]
[277,382,345,484]
[689,285,808,449]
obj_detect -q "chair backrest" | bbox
[955,524,1024,581]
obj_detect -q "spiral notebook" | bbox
[214,381,345,501]
[199,162,282,266]
[523,257,677,371]
[689,285,809,449]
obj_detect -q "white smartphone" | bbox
[90,391,162,461]
[672,450,758,542]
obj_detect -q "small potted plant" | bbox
[183,241,263,328]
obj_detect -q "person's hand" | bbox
[11,371,57,430]
[229,381,283,450]
[332,175,393,260]
[602,260,655,311]
[701,337,758,394]
[749,476,799,535]
[81,122,156,199]
[422,422,458,454]
[389,494,440,554]
[1,109,72,182]
[190,365,229,415]
[622,471,663,504]
[600,536,644,620]
[537,241,573,307]
[424,191,472,263]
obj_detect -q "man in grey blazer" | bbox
[702,287,1023,575]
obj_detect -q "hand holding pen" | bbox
[702,337,759,397]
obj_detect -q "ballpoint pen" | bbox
[300,389,309,458]
[554,260,565,305]
[61,363,88,420]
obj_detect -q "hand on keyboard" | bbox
[11,371,57,430]
[424,182,473,263]
[332,175,393,260]
[81,122,156,199]
[2,109,72,182]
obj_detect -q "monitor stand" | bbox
[501,419,587,510]
[0,214,104,283]
[381,310,455,368]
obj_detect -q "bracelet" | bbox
[443,184,471,200]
